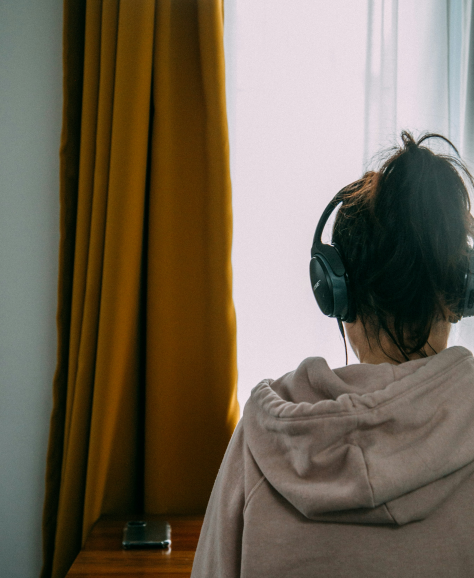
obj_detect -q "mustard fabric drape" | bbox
[41,1,239,577]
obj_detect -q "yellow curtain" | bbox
[41,1,239,577]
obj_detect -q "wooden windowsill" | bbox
[66,514,204,577]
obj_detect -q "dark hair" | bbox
[332,130,474,362]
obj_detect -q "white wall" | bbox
[0,1,62,576]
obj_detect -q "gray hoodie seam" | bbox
[262,354,470,422]
[243,475,266,515]
[352,430,377,508]
[356,437,399,524]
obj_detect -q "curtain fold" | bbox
[461,0,474,164]
[363,0,399,166]
[145,0,239,515]
[41,1,239,577]
[363,0,452,167]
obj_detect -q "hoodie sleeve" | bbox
[191,419,246,578]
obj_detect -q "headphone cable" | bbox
[337,318,349,365]
[426,340,438,355]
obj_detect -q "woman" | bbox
[191,132,474,577]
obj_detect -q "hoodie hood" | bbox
[243,345,474,525]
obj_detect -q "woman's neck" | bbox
[344,318,451,365]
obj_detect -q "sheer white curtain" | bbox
[364,0,455,164]
[462,0,474,164]
[225,0,474,411]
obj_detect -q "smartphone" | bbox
[122,520,171,549]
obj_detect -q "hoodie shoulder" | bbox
[191,418,268,578]
[243,346,474,525]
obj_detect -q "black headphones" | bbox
[460,250,474,319]
[310,187,474,323]
[309,187,356,323]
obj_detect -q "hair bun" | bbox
[401,130,418,150]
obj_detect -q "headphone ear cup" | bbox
[332,243,356,322]
[310,244,355,322]
[310,256,335,317]
[341,278,356,323]
[459,249,474,319]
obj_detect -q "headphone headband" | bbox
[310,190,345,257]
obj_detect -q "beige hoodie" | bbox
[191,345,474,577]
